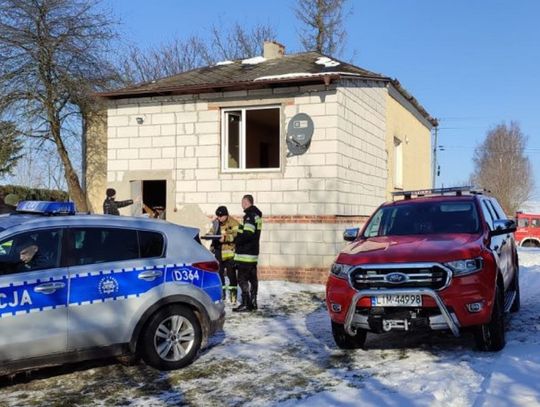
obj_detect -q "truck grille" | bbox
[350,264,450,290]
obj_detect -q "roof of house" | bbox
[100,51,437,126]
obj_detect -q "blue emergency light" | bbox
[16,201,76,215]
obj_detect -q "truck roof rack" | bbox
[392,186,488,200]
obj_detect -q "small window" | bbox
[222,107,280,171]
[481,201,496,229]
[0,229,62,274]
[532,219,540,228]
[518,218,529,228]
[394,138,403,188]
[139,231,165,258]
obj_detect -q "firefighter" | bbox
[233,194,263,313]
[208,206,240,303]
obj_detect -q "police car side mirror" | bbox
[490,219,516,236]
[343,228,359,242]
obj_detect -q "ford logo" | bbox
[385,272,408,284]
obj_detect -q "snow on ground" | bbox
[1,250,540,406]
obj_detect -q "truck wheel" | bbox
[474,285,506,351]
[331,321,367,349]
[510,267,520,313]
[140,305,202,370]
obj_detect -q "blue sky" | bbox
[106,0,540,197]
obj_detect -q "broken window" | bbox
[222,107,280,170]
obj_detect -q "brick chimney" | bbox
[263,41,285,59]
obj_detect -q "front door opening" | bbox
[142,180,166,219]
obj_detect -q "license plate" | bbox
[371,294,423,307]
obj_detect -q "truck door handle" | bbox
[138,270,163,281]
[34,282,66,294]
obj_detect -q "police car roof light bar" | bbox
[392,186,488,200]
[16,201,76,215]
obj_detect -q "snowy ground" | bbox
[1,250,540,406]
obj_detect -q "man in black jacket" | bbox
[233,194,263,312]
[103,188,136,215]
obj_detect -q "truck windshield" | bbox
[363,201,480,237]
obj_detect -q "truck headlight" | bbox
[444,258,483,276]
[330,263,352,279]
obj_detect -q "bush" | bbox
[0,184,69,202]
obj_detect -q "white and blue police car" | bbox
[0,201,224,373]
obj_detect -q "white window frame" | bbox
[221,106,281,173]
[394,137,403,189]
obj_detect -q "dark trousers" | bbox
[236,262,258,301]
[219,259,237,291]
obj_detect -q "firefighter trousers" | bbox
[236,262,258,302]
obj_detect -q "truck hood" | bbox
[337,234,484,265]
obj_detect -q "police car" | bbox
[0,201,225,373]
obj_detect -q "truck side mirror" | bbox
[490,219,517,236]
[343,227,359,242]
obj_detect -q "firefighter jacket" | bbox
[103,197,133,216]
[208,216,240,261]
[234,205,263,264]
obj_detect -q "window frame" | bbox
[221,105,281,173]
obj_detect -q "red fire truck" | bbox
[515,212,540,247]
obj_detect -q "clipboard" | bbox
[200,234,222,240]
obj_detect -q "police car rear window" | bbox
[68,227,164,266]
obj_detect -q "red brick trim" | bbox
[264,215,369,224]
[207,214,369,224]
[258,266,329,285]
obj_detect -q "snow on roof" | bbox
[215,60,234,66]
[315,56,340,68]
[241,56,266,65]
[254,71,364,81]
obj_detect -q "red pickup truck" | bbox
[515,212,540,247]
[326,187,519,352]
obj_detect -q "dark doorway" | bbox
[142,180,166,219]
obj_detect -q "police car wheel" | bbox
[141,305,202,370]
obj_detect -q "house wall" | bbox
[336,80,388,215]
[385,85,433,198]
[88,80,430,284]
[92,85,354,282]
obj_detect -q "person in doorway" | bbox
[208,206,239,303]
[103,188,138,215]
[233,194,263,313]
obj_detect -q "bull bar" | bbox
[344,288,461,337]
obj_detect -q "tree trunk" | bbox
[50,115,89,212]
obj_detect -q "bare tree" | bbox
[295,0,349,55]
[471,122,534,214]
[121,22,277,84]
[0,0,118,211]
[0,121,22,176]
[210,22,276,61]
[119,36,211,84]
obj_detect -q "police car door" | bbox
[0,228,68,362]
[66,227,165,350]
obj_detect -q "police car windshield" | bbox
[363,201,481,237]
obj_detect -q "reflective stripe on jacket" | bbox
[234,205,263,264]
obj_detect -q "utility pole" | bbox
[432,124,439,188]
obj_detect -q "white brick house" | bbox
[87,42,437,283]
